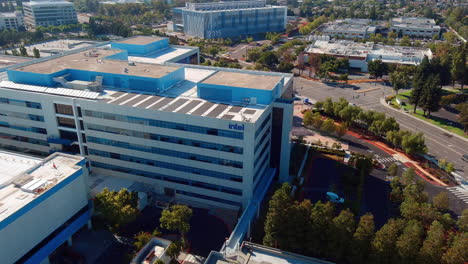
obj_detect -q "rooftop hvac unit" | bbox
[250,97,257,105]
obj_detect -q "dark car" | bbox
[462,155,468,162]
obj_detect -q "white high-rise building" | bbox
[22,0,78,29]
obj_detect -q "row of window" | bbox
[0,132,49,146]
[254,151,269,183]
[0,121,47,134]
[86,124,243,154]
[93,162,242,196]
[84,110,244,139]
[255,114,271,138]
[0,97,42,109]
[87,136,243,169]
[254,140,270,166]
[255,127,271,154]
[176,190,242,207]
[88,149,243,182]
[0,110,44,122]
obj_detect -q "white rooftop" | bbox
[0,151,83,222]
[128,47,196,64]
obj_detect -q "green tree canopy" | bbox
[94,188,139,231]
[160,205,193,239]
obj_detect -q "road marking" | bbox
[447,186,468,204]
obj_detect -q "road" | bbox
[294,77,468,181]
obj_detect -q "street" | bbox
[294,77,468,180]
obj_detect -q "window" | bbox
[59,130,78,141]
[57,117,76,128]
[0,97,42,109]
[55,104,74,115]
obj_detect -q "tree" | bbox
[303,111,314,127]
[459,103,468,133]
[389,70,410,94]
[457,209,468,232]
[390,176,404,204]
[94,188,139,232]
[451,45,466,89]
[306,201,335,256]
[207,46,219,57]
[19,45,27,56]
[166,241,182,260]
[326,209,356,262]
[396,220,425,264]
[368,59,387,78]
[349,213,375,264]
[370,218,405,264]
[160,205,192,241]
[321,118,336,134]
[410,56,431,113]
[388,163,398,177]
[441,233,468,264]
[335,123,347,137]
[417,221,446,264]
[419,74,442,116]
[401,132,427,155]
[400,35,411,46]
[32,47,40,58]
[284,200,313,253]
[134,231,153,251]
[432,192,449,212]
[264,183,294,248]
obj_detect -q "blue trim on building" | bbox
[23,209,91,264]
[0,168,83,231]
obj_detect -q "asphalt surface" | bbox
[293,77,468,180]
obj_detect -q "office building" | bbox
[390,17,441,38]
[301,39,432,72]
[0,151,90,264]
[172,0,287,39]
[22,0,78,28]
[0,11,24,30]
[0,38,293,210]
[321,19,377,39]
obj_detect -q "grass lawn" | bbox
[390,91,467,138]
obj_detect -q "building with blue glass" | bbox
[0,151,90,264]
[0,37,293,210]
[172,0,287,39]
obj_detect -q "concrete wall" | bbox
[111,38,170,55]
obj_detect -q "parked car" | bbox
[462,155,468,162]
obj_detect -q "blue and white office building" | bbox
[0,151,90,264]
[0,37,293,210]
[172,0,287,39]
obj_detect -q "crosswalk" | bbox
[447,186,468,204]
[376,156,398,164]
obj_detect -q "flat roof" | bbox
[201,71,282,90]
[128,47,196,64]
[0,151,83,223]
[117,36,164,45]
[15,49,180,78]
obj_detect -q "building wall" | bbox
[182,7,287,39]
[111,39,170,55]
[0,169,87,264]
[23,2,78,28]
[0,12,24,30]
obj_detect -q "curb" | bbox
[379,98,468,143]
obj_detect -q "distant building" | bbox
[172,0,287,39]
[0,151,90,264]
[301,39,432,72]
[321,19,378,39]
[22,0,78,29]
[0,11,24,30]
[390,17,441,38]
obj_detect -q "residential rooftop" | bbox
[15,49,180,78]
[0,151,84,223]
[117,36,165,45]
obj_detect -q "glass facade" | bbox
[87,136,243,169]
[86,124,243,154]
[84,110,243,139]
[0,97,42,109]
[0,121,47,134]
[88,149,243,182]
[0,132,49,146]
[0,110,44,122]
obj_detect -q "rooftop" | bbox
[201,71,282,90]
[391,17,440,29]
[15,49,180,78]
[0,151,84,223]
[117,36,165,45]
[323,19,376,33]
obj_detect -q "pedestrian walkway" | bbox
[447,186,468,204]
[376,156,398,165]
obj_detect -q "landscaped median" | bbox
[386,90,468,139]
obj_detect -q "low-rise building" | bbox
[301,39,432,72]
[390,17,441,38]
[22,0,78,28]
[0,11,24,30]
[0,151,90,264]
[321,19,377,39]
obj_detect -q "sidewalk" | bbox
[380,98,468,143]
[346,130,449,187]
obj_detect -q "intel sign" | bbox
[229,123,245,131]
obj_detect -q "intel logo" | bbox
[229,124,244,131]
